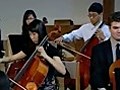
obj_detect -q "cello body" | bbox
[12,55,48,90]
[76,22,104,90]
[7,60,26,79]
[76,37,99,90]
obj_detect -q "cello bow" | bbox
[57,42,90,59]
[9,35,48,90]
[9,78,27,90]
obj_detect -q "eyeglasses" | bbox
[88,13,99,18]
[27,18,35,20]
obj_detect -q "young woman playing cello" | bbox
[1,19,66,90]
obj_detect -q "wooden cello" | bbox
[9,35,49,90]
[57,36,97,90]
[48,24,61,41]
[109,60,120,90]
[76,34,99,90]
[76,22,104,90]
[7,25,62,90]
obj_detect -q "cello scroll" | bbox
[109,60,120,90]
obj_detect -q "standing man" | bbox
[90,11,120,90]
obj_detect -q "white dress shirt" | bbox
[110,37,120,62]
[63,21,111,42]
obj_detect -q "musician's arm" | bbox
[62,28,82,42]
[96,26,111,42]
[38,46,66,75]
[95,29,106,42]
[55,27,82,43]
[0,51,26,63]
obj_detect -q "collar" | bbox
[110,37,120,47]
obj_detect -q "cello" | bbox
[7,24,62,90]
[7,24,61,79]
[76,34,99,90]
[53,22,104,90]
[48,24,61,41]
[76,22,105,90]
[109,60,120,90]
[10,35,49,90]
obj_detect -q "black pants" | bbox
[0,70,10,90]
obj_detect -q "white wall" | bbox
[0,0,119,39]
[115,0,120,11]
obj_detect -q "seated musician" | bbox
[0,19,66,90]
[55,2,110,44]
[90,11,120,90]
[55,2,111,90]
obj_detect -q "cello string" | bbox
[52,41,90,59]
[9,78,27,90]
[14,35,48,82]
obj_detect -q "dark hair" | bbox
[108,11,120,26]
[88,2,103,14]
[42,17,48,24]
[28,19,47,44]
[22,9,37,26]
[22,10,37,42]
